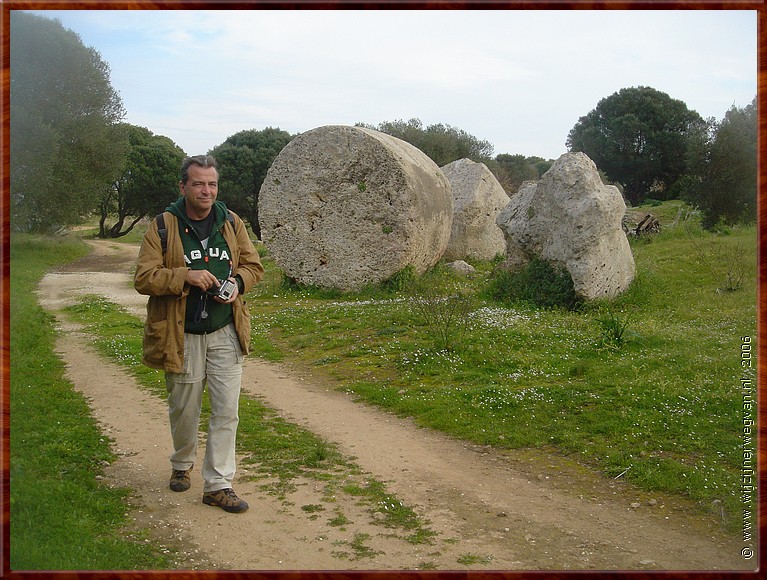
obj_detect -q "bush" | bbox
[382,266,417,293]
[595,307,637,350]
[411,292,475,352]
[488,257,580,310]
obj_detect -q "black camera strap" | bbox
[194,294,209,323]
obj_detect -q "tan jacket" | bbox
[134,210,264,373]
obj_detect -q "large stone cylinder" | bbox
[441,158,509,261]
[258,125,453,291]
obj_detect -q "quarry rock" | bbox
[258,125,453,291]
[446,260,477,276]
[496,152,635,300]
[441,158,508,261]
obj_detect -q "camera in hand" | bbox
[208,278,236,301]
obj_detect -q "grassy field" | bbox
[10,199,757,568]
[244,200,757,530]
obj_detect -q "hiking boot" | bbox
[202,488,249,513]
[169,467,192,492]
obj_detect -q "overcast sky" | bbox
[28,9,757,161]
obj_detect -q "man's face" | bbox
[180,164,219,219]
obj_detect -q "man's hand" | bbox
[186,270,239,303]
[185,269,219,292]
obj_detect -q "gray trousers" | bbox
[165,323,243,492]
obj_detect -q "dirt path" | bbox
[36,238,750,571]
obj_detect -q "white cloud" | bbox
[29,8,757,159]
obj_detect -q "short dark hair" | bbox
[180,155,219,183]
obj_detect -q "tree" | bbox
[566,86,706,205]
[680,98,757,229]
[358,118,494,167]
[491,154,542,193]
[10,12,127,232]
[209,127,293,239]
[528,157,554,178]
[99,125,186,238]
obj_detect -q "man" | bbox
[135,155,264,513]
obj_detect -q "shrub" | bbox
[595,307,636,349]
[488,257,579,310]
[411,292,475,352]
[381,266,417,293]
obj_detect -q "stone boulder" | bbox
[440,158,509,261]
[496,152,635,301]
[258,125,453,291]
[446,260,477,276]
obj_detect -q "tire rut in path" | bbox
[37,238,748,571]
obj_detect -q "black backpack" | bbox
[155,211,235,253]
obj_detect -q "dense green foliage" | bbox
[99,124,186,238]
[9,235,173,569]
[491,154,553,193]
[679,98,757,229]
[487,257,579,310]
[10,12,127,232]
[209,127,294,238]
[358,118,494,167]
[567,86,707,206]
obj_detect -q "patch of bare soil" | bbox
[36,238,750,571]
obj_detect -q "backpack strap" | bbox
[220,210,236,236]
[155,212,168,254]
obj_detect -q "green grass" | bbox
[332,532,382,561]
[457,553,493,566]
[9,234,172,570]
[247,203,756,532]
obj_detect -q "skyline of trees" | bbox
[10,12,756,235]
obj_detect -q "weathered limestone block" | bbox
[258,125,453,291]
[496,152,635,300]
[446,260,477,276]
[441,158,508,261]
